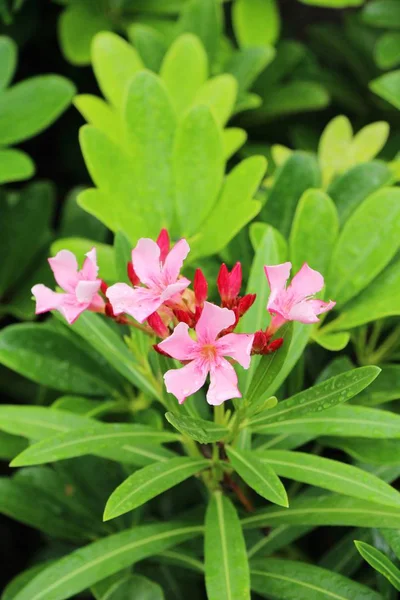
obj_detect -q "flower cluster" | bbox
[32,230,335,406]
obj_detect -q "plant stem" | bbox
[214,403,225,426]
[369,324,400,364]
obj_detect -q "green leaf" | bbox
[226,446,288,507]
[312,331,350,351]
[355,541,400,591]
[51,237,116,282]
[370,70,400,110]
[165,412,228,443]
[248,366,381,432]
[173,104,224,236]
[11,423,179,468]
[298,0,364,7]
[318,115,353,187]
[124,70,176,231]
[233,0,280,47]
[104,457,209,520]
[59,188,108,242]
[0,148,34,184]
[323,438,400,466]
[0,35,16,90]
[375,32,400,69]
[326,188,400,307]
[190,156,265,259]
[256,81,329,119]
[0,324,116,396]
[73,94,123,146]
[0,405,94,440]
[176,0,222,65]
[227,47,275,96]
[289,189,339,274]
[351,122,389,164]
[195,74,237,126]
[95,574,165,600]
[92,32,144,109]
[13,522,202,600]
[128,24,167,72]
[0,430,27,459]
[382,529,400,560]
[2,562,53,600]
[0,75,75,145]
[222,127,247,159]
[205,491,250,600]
[59,4,111,66]
[52,395,115,417]
[262,152,321,238]
[327,161,392,225]
[362,1,400,29]
[251,558,382,600]
[160,33,208,116]
[353,364,400,406]
[242,494,400,530]
[257,450,400,508]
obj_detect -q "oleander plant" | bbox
[1,1,400,599]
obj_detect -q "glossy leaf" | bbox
[165,412,228,443]
[74,94,123,146]
[0,149,34,185]
[59,4,110,66]
[319,116,353,186]
[233,0,280,47]
[355,541,400,591]
[351,122,389,164]
[195,74,237,126]
[128,24,167,72]
[175,0,222,65]
[324,438,400,466]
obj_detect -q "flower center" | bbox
[200,344,218,361]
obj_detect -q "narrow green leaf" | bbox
[226,446,288,507]
[0,35,17,90]
[323,438,400,466]
[205,491,250,600]
[2,562,53,600]
[52,396,116,417]
[14,522,202,600]
[0,405,94,440]
[233,0,280,47]
[93,573,164,600]
[370,70,400,110]
[251,558,382,600]
[0,149,34,185]
[247,525,312,559]
[381,530,400,561]
[165,412,228,443]
[249,367,380,432]
[0,430,27,459]
[355,541,400,591]
[104,457,209,520]
[257,450,400,507]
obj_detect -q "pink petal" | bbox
[75,280,101,303]
[196,301,236,345]
[264,262,291,308]
[164,358,208,404]
[81,248,99,280]
[162,239,190,284]
[106,283,161,323]
[32,284,64,314]
[89,293,105,312]
[160,278,190,303]
[308,299,336,315]
[287,300,320,324]
[288,263,324,303]
[158,322,199,361]
[131,238,161,287]
[215,333,254,369]
[207,358,241,406]
[59,296,89,325]
[48,250,79,293]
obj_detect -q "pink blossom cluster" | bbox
[32,230,335,405]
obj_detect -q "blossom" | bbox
[32,249,104,324]
[106,234,190,324]
[158,301,254,405]
[265,262,335,332]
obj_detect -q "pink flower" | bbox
[158,302,254,406]
[265,262,335,332]
[106,236,190,323]
[32,249,104,324]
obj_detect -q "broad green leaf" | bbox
[246,324,292,408]
[257,450,400,507]
[2,562,53,600]
[312,331,350,351]
[326,260,400,330]
[355,541,400,591]
[254,404,400,438]
[91,32,144,109]
[173,105,224,236]
[226,446,288,507]
[0,35,16,90]
[59,4,110,66]
[124,70,176,230]
[104,457,209,520]
[289,189,339,273]
[233,0,280,47]
[370,70,400,110]
[226,47,275,96]
[242,494,400,530]
[128,24,167,72]
[176,0,222,65]
[251,558,382,600]
[160,33,208,116]
[73,94,123,146]
[11,423,179,467]
[165,412,228,443]
[327,161,392,225]
[0,324,116,396]
[324,438,400,466]
[362,1,400,28]
[51,237,116,282]
[248,367,380,432]
[256,81,329,119]
[326,188,400,307]
[262,152,321,238]
[351,122,389,164]
[0,405,94,440]
[78,188,117,233]
[0,148,34,184]
[0,75,75,145]
[190,156,265,259]
[14,522,202,600]
[205,491,250,600]
[58,187,108,242]
[222,127,247,159]
[195,74,237,126]
[67,311,161,400]
[318,116,353,187]
[375,32,400,69]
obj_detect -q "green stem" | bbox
[369,324,400,364]
[214,404,225,426]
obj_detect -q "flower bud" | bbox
[156,228,170,262]
[147,312,169,338]
[194,268,208,306]
[127,262,140,286]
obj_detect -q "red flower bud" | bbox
[174,308,195,327]
[105,302,115,318]
[238,293,256,317]
[266,338,284,354]
[217,262,243,305]
[100,280,108,294]
[147,312,169,338]
[153,343,171,357]
[217,263,230,303]
[156,228,170,262]
[252,330,267,354]
[230,262,242,299]
[194,268,208,305]
[127,262,140,286]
